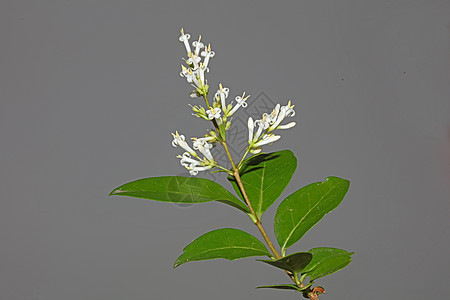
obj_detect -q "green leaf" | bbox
[303,247,354,281]
[256,284,302,291]
[228,150,297,218]
[174,228,271,267]
[258,252,312,276]
[274,177,350,252]
[110,176,249,213]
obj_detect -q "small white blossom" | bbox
[184,66,208,98]
[172,131,196,156]
[189,69,202,87]
[206,107,221,120]
[247,117,255,144]
[179,28,192,55]
[192,137,214,162]
[192,136,215,146]
[177,152,213,176]
[187,54,201,68]
[201,44,215,71]
[253,115,269,142]
[236,95,248,108]
[266,104,281,125]
[214,84,230,109]
[174,134,216,176]
[254,133,281,147]
[180,67,196,84]
[198,64,206,84]
[284,100,295,117]
[268,106,286,131]
[188,164,213,176]
[277,122,296,129]
[178,152,201,168]
[192,35,204,56]
[227,93,249,116]
[180,65,189,78]
[250,147,262,154]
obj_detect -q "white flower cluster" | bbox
[172,132,216,175]
[174,29,297,176]
[179,28,249,120]
[247,101,296,154]
[179,28,215,98]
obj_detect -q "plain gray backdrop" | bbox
[1,1,449,299]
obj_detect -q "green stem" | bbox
[221,141,281,258]
[237,146,251,169]
[214,164,233,175]
[203,94,211,109]
[202,94,316,299]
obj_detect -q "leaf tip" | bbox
[173,259,182,268]
[109,188,121,196]
[173,255,187,268]
[326,176,349,183]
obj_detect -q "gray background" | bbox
[1,0,449,299]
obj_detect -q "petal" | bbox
[277,122,296,129]
[248,117,254,143]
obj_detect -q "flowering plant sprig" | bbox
[110,28,354,300]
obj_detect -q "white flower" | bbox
[247,117,255,144]
[192,35,204,56]
[192,137,214,162]
[236,95,248,108]
[176,151,215,176]
[284,101,295,117]
[201,44,215,71]
[188,164,213,176]
[180,65,189,78]
[177,152,213,176]
[183,65,207,98]
[250,147,262,154]
[175,134,216,176]
[179,28,191,55]
[171,131,196,156]
[268,106,286,131]
[268,101,296,130]
[266,104,280,125]
[198,64,206,84]
[253,133,281,147]
[178,152,201,168]
[252,114,269,142]
[227,93,249,116]
[206,107,221,120]
[214,84,229,109]
[181,67,197,85]
[277,122,296,129]
[187,53,201,69]
[192,136,215,147]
